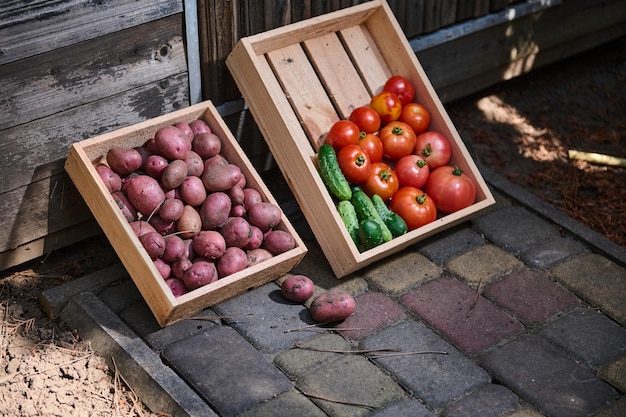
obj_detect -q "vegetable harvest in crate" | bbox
[317,75,477,252]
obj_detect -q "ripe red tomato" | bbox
[414,131,452,169]
[357,132,384,163]
[389,186,437,230]
[383,75,416,105]
[424,165,477,214]
[379,121,417,160]
[349,106,381,134]
[325,120,360,150]
[361,162,399,201]
[400,102,431,134]
[369,91,402,125]
[337,144,372,184]
[395,154,430,189]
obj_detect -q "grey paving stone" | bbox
[519,236,588,269]
[593,396,626,417]
[162,325,293,417]
[599,355,626,393]
[472,206,561,256]
[442,383,520,417]
[295,354,406,417]
[273,333,351,379]
[369,398,436,417]
[144,308,221,351]
[62,292,215,417]
[98,278,144,313]
[363,250,442,295]
[119,301,161,337]
[212,282,317,354]
[360,321,490,410]
[236,389,327,417]
[550,253,626,326]
[418,225,486,265]
[480,334,617,417]
[539,307,626,369]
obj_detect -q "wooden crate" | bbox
[65,101,307,326]
[226,0,495,278]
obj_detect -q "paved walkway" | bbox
[41,165,626,417]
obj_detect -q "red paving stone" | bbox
[336,291,406,340]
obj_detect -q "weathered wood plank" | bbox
[424,0,441,33]
[402,0,425,38]
[0,14,187,131]
[0,72,189,224]
[0,0,183,65]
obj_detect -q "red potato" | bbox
[190,119,211,136]
[182,239,195,260]
[309,291,356,323]
[179,176,207,207]
[174,122,194,142]
[230,204,246,218]
[159,198,184,222]
[176,205,202,239]
[243,188,263,210]
[154,125,191,160]
[139,231,166,259]
[203,154,228,171]
[183,260,217,290]
[161,159,188,190]
[263,230,296,254]
[243,225,263,250]
[96,164,122,192]
[172,258,193,280]
[192,132,222,159]
[246,248,273,267]
[144,137,159,154]
[281,275,315,303]
[112,191,137,223]
[185,150,204,177]
[248,202,282,232]
[199,192,231,230]
[134,145,152,171]
[217,247,248,277]
[221,217,252,248]
[129,220,156,237]
[153,257,172,279]
[107,146,143,176]
[236,173,247,189]
[144,155,168,180]
[228,185,245,206]
[162,234,186,263]
[125,175,166,216]
[166,278,189,297]
[192,230,226,260]
[202,163,242,192]
[148,214,176,235]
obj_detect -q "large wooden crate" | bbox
[65,101,307,326]
[226,0,495,278]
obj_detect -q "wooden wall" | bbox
[0,0,189,270]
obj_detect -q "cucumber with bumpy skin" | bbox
[337,200,360,247]
[318,144,352,201]
[351,187,393,242]
[371,194,408,237]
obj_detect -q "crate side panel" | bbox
[266,44,339,151]
[303,32,371,118]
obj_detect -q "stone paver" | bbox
[539,307,626,369]
[519,236,588,269]
[550,253,626,326]
[295,354,406,417]
[472,206,562,255]
[418,226,486,265]
[599,355,626,393]
[162,325,293,417]
[360,321,490,410]
[236,389,327,417]
[335,291,406,340]
[363,250,442,295]
[441,383,521,417]
[273,333,351,379]
[483,268,580,325]
[401,276,523,352]
[445,244,524,289]
[480,334,617,417]
[369,399,436,417]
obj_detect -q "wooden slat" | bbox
[0,0,183,65]
[402,0,425,38]
[303,32,371,118]
[0,14,187,131]
[424,0,441,33]
[267,43,339,150]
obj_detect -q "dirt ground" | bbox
[1,37,624,416]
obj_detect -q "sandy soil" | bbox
[1,36,624,417]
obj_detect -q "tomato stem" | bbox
[453,166,463,176]
[416,193,428,205]
[421,143,432,157]
[355,155,366,167]
[417,159,428,168]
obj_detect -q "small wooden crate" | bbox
[65,101,307,326]
[226,0,495,278]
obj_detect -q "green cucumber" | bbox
[357,219,383,250]
[371,194,408,237]
[317,144,352,201]
[337,200,360,247]
[350,187,393,242]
